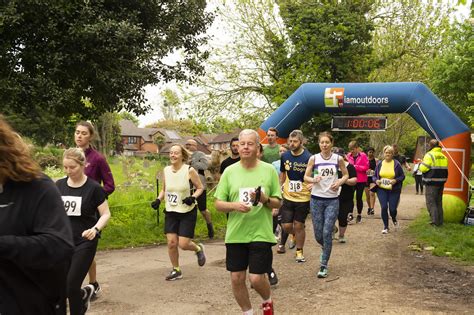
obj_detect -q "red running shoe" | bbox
[262,301,274,315]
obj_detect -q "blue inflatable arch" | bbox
[258,83,471,219]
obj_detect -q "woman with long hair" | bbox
[373,145,405,234]
[0,115,73,314]
[151,144,206,280]
[74,121,115,297]
[304,132,348,278]
[56,148,111,314]
[364,147,378,215]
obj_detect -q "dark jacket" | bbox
[0,176,74,315]
[84,147,115,196]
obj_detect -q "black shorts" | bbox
[164,208,197,238]
[197,191,207,212]
[280,199,310,224]
[226,242,273,274]
[338,198,353,228]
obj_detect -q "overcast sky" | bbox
[137,0,472,127]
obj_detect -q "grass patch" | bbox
[407,211,474,264]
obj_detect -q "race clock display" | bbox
[331,116,387,131]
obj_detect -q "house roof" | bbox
[119,120,159,142]
[154,128,182,142]
[159,137,211,155]
[208,129,241,144]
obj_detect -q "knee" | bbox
[167,239,178,250]
[178,239,190,250]
[231,272,246,285]
[282,223,292,233]
[248,273,265,286]
[294,222,304,231]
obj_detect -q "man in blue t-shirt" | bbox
[279,130,312,263]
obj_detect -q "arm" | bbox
[304,156,318,183]
[353,153,369,172]
[99,157,115,195]
[189,167,204,198]
[346,165,358,186]
[82,200,111,240]
[419,153,433,173]
[215,199,251,213]
[393,162,406,185]
[331,157,349,190]
[279,171,287,187]
[0,180,73,269]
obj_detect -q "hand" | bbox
[391,179,397,185]
[182,196,196,206]
[250,186,262,206]
[151,199,161,210]
[376,180,381,186]
[330,180,341,192]
[407,166,412,172]
[234,202,251,213]
[272,208,279,217]
[313,176,322,183]
[82,228,97,241]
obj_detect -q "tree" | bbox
[428,19,473,128]
[119,112,139,126]
[95,112,121,156]
[0,0,213,143]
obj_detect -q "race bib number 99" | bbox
[166,192,180,206]
[61,196,82,216]
[288,180,303,192]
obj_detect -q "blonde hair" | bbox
[63,148,86,166]
[170,144,190,162]
[318,131,333,143]
[383,145,394,154]
[239,129,260,143]
[0,115,41,182]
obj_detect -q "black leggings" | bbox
[68,239,98,315]
[353,183,366,215]
[415,175,423,193]
[338,198,353,228]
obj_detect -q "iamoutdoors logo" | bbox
[324,87,390,107]
[324,88,344,108]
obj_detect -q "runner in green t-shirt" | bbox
[261,127,280,164]
[215,129,281,315]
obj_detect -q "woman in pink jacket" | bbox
[346,141,369,223]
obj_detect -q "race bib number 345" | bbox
[61,196,82,216]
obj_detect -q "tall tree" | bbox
[0,0,213,143]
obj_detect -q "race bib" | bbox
[366,169,375,176]
[61,196,82,216]
[239,187,266,206]
[319,166,336,178]
[380,178,393,190]
[288,180,303,192]
[166,192,180,206]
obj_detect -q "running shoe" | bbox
[89,281,101,301]
[268,269,278,286]
[338,236,346,243]
[262,300,274,315]
[276,244,286,254]
[356,215,362,223]
[317,266,328,278]
[369,208,375,215]
[295,250,306,263]
[367,208,371,215]
[196,243,206,266]
[82,284,95,313]
[393,220,400,229]
[288,235,296,249]
[347,213,354,224]
[381,228,389,234]
[165,268,183,281]
[207,223,215,239]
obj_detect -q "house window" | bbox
[128,136,137,144]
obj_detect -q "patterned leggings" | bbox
[310,196,339,267]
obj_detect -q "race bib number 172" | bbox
[61,196,82,216]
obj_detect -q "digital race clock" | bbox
[331,116,387,131]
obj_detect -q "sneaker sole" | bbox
[197,243,206,266]
[317,273,328,278]
[166,275,183,281]
[296,259,306,263]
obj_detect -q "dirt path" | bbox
[88,185,473,314]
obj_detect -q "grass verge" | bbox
[407,211,474,264]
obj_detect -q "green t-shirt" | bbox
[215,161,282,244]
[262,144,280,163]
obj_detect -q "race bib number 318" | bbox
[61,196,82,216]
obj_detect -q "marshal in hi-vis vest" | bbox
[420,147,448,186]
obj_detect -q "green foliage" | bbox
[407,211,474,264]
[1,0,213,143]
[32,146,64,169]
[119,112,139,126]
[94,112,121,156]
[428,20,474,128]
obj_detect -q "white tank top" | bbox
[311,153,340,198]
[164,164,194,213]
